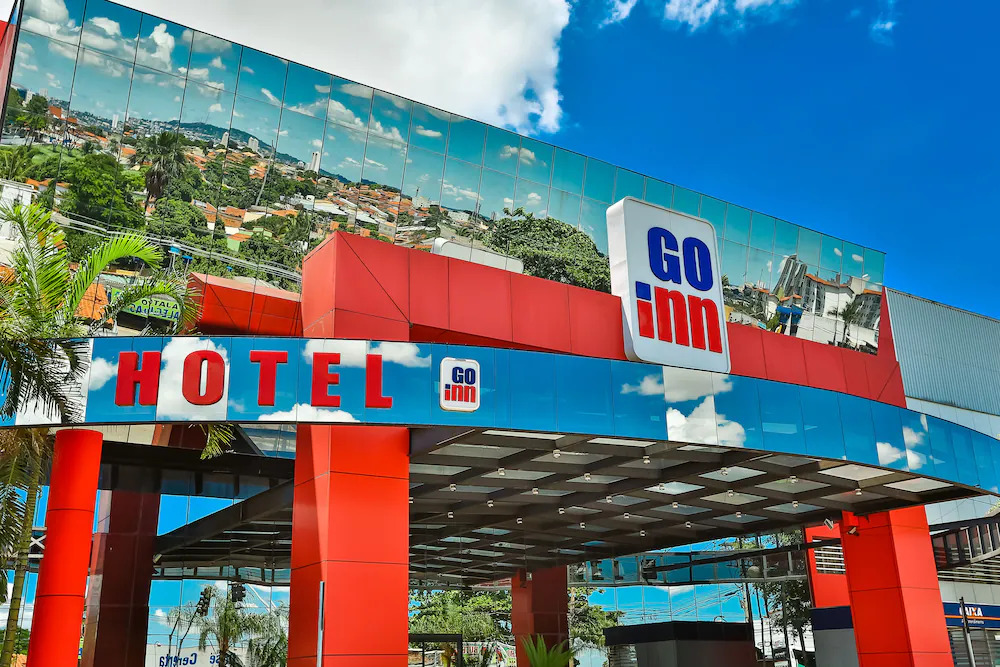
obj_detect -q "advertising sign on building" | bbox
[607,197,731,373]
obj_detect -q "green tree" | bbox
[487,208,611,293]
[0,147,32,181]
[569,588,624,648]
[16,95,48,145]
[0,201,197,667]
[409,590,510,641]
[131,131,188,212]
[62,153,144,252]
[195,588,287,667]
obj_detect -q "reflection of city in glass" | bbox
[2,0,885,351]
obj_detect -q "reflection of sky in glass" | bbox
[86,337,163,423]
[447,116,485,165]
[409,103,448,154]
[663,367,717,445]
[506,351,557,431]
[580,198,609,254]
[11,31,78,101]
[972,432,997,493]
[518,136,552,184]
[295,340,367,422]
[864,248,885,283]
[843,242,865,275]
[370,90,411,144]
[758,382,804,452]
[672,186,700,216]
[899,410,933,476]
[514,179,548,217]
[328,77,371,129]
[283,61,330,118]
[749,212,774,251]
[713,375,760,449]
[821,234,844,272]
[478,168,515,221]
[644,178,673,209]
[700,196,725,230]
[747,248,773,289]
[22,0,86,45]
[725,205,751,245]
[611,362,667,439]
[548,189,580,226]
[362,135,406,189]
[926,416,957,482]
[231,95,281,155]
[555,356,613,435]
[136,14,191,74]
[81,0,140,62]
[839,395,878,466]
[484,126,519,175]
[797,227,822,267]
[583,158,614,203]
[773,218,798,256]
[179,81,234,130]
[721,240,748,285]
[126,66,184,124]
[236,47,287,105]
[403,146,445,203]
[321,122,366,182]
[614,168,644,201]
[228,338,301,422]
[69,49,132,122]
[871,402,906,471]
[551,148,584,195]
[275,109,325,166]
[365,342,433,425]
[188,30,239,91]
[441,158,482,212]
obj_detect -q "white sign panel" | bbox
[439,357,481,412]
[607,197,730,373]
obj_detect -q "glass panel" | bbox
[328,76,371,129]
[821,234,844,273]
[583,158,614,202]
[236,47,287,104]
[68,48,131,155]
[800,387,846,460]
[555,357,613,434]
[507,351,557,431]
[749,212,774,251]
[721,240,748,288]
[136,14,191,75]
[614,167,643,201]
[673,186,700,215]
[441,158,481,214]
[188,30,239,91]
[370,90,411,144]
[863,248,885,284]
[699,195,725,229]
[402,145,444,209]
[551,147,584,195]
[318,122,366,224]
[724,205,751,245]
[746,248,774,292]
[972,432,996,493]
[483,126,519,175]
[177,80,234,147]
[797,227,822,268]
[926,416,957,482]
[611,361,667,439]
[22,0,85,44]
[843,241,865,277]
[662,368,719,445]
[758,382,804,452]
[950,425,980,488]
[580,198,609,255]
[773,219,798,256]
[548,189,580,226]
[81,0,140,62]
[409,102,448,153]
[283,62,331,118]
[514,179,548,217]
[361,134,406,192]
[900,411,933,476]
[644,178,673,208]
[713,375,762,449]
[839,395,878,466]
[9,31,77,120]
[446,115,485,165]
[125,66,184,131]
[477,168,514,224]
[871,402,906,471]
[517,136,553,184]
[274,108,325,174]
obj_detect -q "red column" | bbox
[27,429,103,666]
[511,566,569,666]
[287,425,410,667]
[840,507,952,667]
[80,490,160,667]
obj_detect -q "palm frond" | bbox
[200,424,236,460]
[66,233,164,321]
[0,338,89,422]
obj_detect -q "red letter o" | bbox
[182,350,225,405]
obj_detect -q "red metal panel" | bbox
[330,309,411,342]
[760,332,809,385]
[727,323,767,379]
[511,273,573,354]
[409,250,450,330]
[841,348,873,399]
[511,566,569,667]
[331,238,408,324]
[567,286,626,360]
[448,259,513,343]
[342,234,411,321]
[804,340,850,393]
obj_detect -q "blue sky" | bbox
[548,0,999,317]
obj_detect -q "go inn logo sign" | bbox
[440,357,481,412]
[607,197,731,373]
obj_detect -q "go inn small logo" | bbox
[607,197,731,373]
[440,357,481,412]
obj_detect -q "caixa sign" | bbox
[607,197,730,373]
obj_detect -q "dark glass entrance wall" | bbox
[2,0,885,351]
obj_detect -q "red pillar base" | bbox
[288,425,410,666]
[80,490,159,667]
[841,507,952,667]
[512,566,569,666]
[27,429,104,667]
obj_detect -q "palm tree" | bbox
[131,131,188,212]
[0,147,32,182]
[196,588,287,667]
[0,200,197,667]
[828,296,864,347]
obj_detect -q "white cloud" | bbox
[155,337,230,421]
[602,0,640,26]
[89,16,122,37]
[210,55,225,69]
[261,87,282,105]
[370,342,431,368]
[113,0,570,133]
[621,374,664,396]
[311,138,323,148]
[314,83,331,94]
[137,22,177,72]
[414,125,443,138]
[89,357,118,391]
[259,402,359,423]
[208,102,224,113]
[155,608,166,618]
[666,398,745,446]
[302,339,367,367]
[870,0,897,42]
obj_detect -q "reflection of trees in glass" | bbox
[0,147,32,181]
[828,296,863,347]
[191,587,288,667]
[487,207,610,293]
[130,131,187,211]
